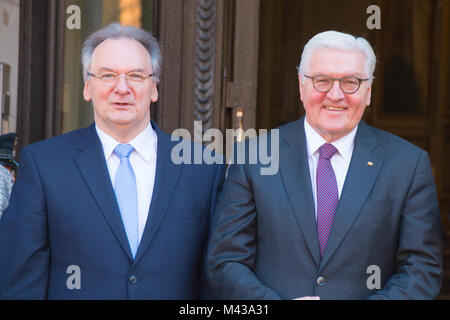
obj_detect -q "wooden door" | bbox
[220,0,260,143]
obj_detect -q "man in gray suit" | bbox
[206,30,443,299]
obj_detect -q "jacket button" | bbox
[317,276,325,286]
[129,275,138,284]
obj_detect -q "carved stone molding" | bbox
[193,0,216,136]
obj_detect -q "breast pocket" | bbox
[358,199,393,222]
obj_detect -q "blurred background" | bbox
[0,0,449,298]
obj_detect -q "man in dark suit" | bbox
[0,23,224,299]
[206,30,443,299]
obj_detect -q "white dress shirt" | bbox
[96,123,157,244]
[304,118,357,217]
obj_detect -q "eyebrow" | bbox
[311,72,365,77]
[97,67,147,73]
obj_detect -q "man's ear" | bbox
[83,80,92,102]
[298,74,304,102]
[150,82,158,103]
[366,84,372,106]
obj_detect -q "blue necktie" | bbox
[114,144,139,258]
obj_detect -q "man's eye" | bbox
[315,78,330,84]
[343,78,359,85]
[101,73,116,79]
[128,73,144,80]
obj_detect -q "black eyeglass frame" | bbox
[303,74,371,94]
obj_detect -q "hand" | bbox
[294,296,320,300]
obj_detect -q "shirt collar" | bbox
[95,122,157,163]
[304,117,357,162]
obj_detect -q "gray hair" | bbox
[82,23,161,83]
[297,31,376,84]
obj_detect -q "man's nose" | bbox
[326,80,345,100]
[114,75,131,94]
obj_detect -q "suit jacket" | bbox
[0,121,225,299]
[206,118,443,299]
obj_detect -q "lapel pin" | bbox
[367,161,373,167]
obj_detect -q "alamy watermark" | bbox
[366,5,381,30]
[66,265,81,290]
[171,121,279,176]
[66,4,381,31]
[66,5,81,30]
[366,265,381,290]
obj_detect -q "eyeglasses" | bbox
[303,74,370,94]
[87,71,153,85]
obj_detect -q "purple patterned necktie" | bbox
[316,143,338,256]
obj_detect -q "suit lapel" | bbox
[318,122,383,271]
[74,124,133,260]
[279,119,321,266]
[134,121,183,263]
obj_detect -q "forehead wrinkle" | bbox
[310,72,365,78]
[308,55,366,78]
[90,39,152,73]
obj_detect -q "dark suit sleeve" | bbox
[206,162,282,299]
[367,151,443,299]
[0,146,50,299]
[200,163,226,299]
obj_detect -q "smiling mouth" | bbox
[324,105,347,111]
